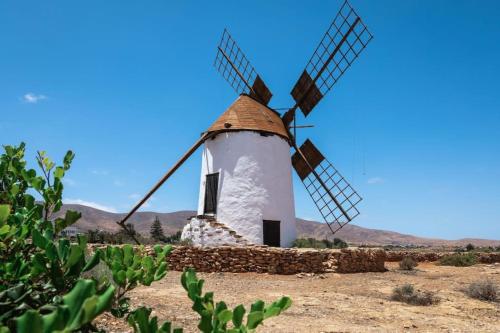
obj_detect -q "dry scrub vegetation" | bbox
[97,262,500,332]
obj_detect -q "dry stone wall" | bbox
[88,244,386,274]
[167,246,386,274]
[386,251,500,263]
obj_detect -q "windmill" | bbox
[119,0,373,247]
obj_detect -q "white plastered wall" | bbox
[195,131,296,247]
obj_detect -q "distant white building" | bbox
[60,226,82,238]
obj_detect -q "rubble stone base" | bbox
[181,218,251,247]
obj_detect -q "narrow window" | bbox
[263,220,281,247]
[203,172,219,215]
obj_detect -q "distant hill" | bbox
[57,204,500,247]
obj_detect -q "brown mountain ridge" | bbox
[57,204,500,247]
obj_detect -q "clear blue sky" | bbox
[1,1,499,240]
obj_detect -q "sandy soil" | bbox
[97,262,500,332]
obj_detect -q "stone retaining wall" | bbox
[385,251,500,263]
[167,246,386,274]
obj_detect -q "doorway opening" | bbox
[203,172,219,215]
[263,220,280,247]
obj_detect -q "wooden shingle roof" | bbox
[206,95,290,142]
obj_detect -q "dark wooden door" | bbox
[203,173,219,214]
[263,220,280,247]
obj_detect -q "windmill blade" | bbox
[291,139,362,234]
[118,132,213,229]
[214,29,273,105]
[287,0,373,120]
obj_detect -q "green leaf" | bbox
[80,295,99,324]
[0,205,10,225]
[57,238,70,260]
[232,304,245,328]
[77,234,88,248]
[62,280,96,323]
[159,321,172,333]
[123,244,134,266]
[32,229,47,249]
[53,166,64,179]
[15,310,43,333]
[250,300,264,313]
[246,311,264,330]
[263,306,281,319]
[63,150,75,170]
[142,256,154,271]
[31,177,45,191]
[113,270,127,287]
[45,243,58,260]
[64,245,83,270]
[63,280,115,330]
[4,145,14,156]
[54,210,81,233]
[41,307,66,332]
[0,225,10,236]
[154,262,168,281]
[10,184,20,197]
[83,251,101,272]
[21,168,36,182]
[217,309,232,324]
[272,296,292,311]
[128,307,152,333]
[23,194,35,209]
[31,253,48,275]
[94,284,115,314]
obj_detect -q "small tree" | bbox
[399,256,418,271]
[150,215,165,242]
[466,243,475,252]
[164,230,182,244]
[333,237,348,249]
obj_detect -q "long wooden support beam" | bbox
[117,133,211,242]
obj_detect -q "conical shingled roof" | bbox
[206,94,290,142]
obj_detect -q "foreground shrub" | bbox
[0,143,292,332]
[182,269,291,332]
[439,253,477,267]
[466,280,498,302]
[399,256,418,271]
[391,284,439,306]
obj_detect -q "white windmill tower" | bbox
[191,93,297,247]
[119,1,373,247]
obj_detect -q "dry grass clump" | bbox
[399,256,418,271]
[391,284,440,306]
[466,280,498,302]
[439,253,477,267]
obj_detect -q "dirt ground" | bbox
[98,262,500,332]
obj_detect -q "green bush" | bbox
[439,253,477,267]
[398,256,418,271]
[164,230,183,244]
[0,143,292,332]
[182,269,291,332]
[391,284,439,306]
[293,237,348,249]
[466,280,498,302]
[465,243,475,251]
